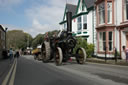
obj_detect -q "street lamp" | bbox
[5,27,8,50]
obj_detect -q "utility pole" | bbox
[5,28,8,50]
[27,34,29,49]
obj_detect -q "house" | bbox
[0,25,6,59]
[95,0,128,59]
[59,0,96,44]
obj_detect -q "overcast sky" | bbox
[0,0,77,37]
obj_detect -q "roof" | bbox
[66,3,77,16]
[0,25,6,32]
[84,0,96,9]
[60,0,95,24]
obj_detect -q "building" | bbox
[59,0,96,44]
[95,0,128,59]
[0,25,6,59]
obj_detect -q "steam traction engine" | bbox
[41,12,86,66]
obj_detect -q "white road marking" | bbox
[2,59,16,85]
[9,59,17,85]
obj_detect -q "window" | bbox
[107,2,112,23]
[83,15,87,29]
[99,32,106,51]
[98,2,105,24]
[108,31,113,51]
[124,0,128,21]
[77,16,82,30]
[64,23,67,30]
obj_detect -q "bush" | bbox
[74,37,94,58]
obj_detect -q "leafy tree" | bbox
[32,34,44,49]
[74,37,94,58]
[7,30,33,50]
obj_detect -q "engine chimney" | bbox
[66,12,72,32]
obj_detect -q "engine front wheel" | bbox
[76,47,86,64]
[55,47,63,66]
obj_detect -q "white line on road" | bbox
[9,58,17,85]
[2,59,16,85]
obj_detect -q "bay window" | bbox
[77,16,82,30]
[99,32,106,51]
[107,2,112,23]
[83,15,87,29]
[98,2,105,24]
[124,0,128,21]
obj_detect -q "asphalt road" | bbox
[7,55,128,85]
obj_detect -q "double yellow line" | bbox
[2,59,17,85]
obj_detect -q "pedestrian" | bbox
[19,49,22,56]
[122,46,126,60]
[9,48,13,63]
[16,51,20,58]
[125,47,128,62]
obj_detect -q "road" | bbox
[2,55,128,85]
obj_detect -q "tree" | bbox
[32,34,44,49]
[7,30,33,50]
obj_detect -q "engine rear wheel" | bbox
[55,47,63,66]
[41,41,51,63]
[76,47,86,64]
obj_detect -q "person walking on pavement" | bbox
[9,48,13,63]
[126,47,128,62]
[122,46,126,60]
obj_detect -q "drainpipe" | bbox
[115,0,118,61]
[92,5,96,56]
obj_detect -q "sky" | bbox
[0,0,78,37]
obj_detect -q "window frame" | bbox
[83,15,87,30]
[99,31,106,52]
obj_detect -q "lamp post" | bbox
[5,27,8,50]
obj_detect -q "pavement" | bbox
[87,58,128,66]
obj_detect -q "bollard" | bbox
[105,47,107,63]
[115,48,117,63]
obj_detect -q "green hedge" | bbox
[74,37,94,58]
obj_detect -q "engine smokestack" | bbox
[66,12,72,32]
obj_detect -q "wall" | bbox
[0,27,5,59]
[87,11,93,43]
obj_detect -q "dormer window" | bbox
[124,0,128,21]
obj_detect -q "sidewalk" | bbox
[87,58,128,66]
[0,58,13,84]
